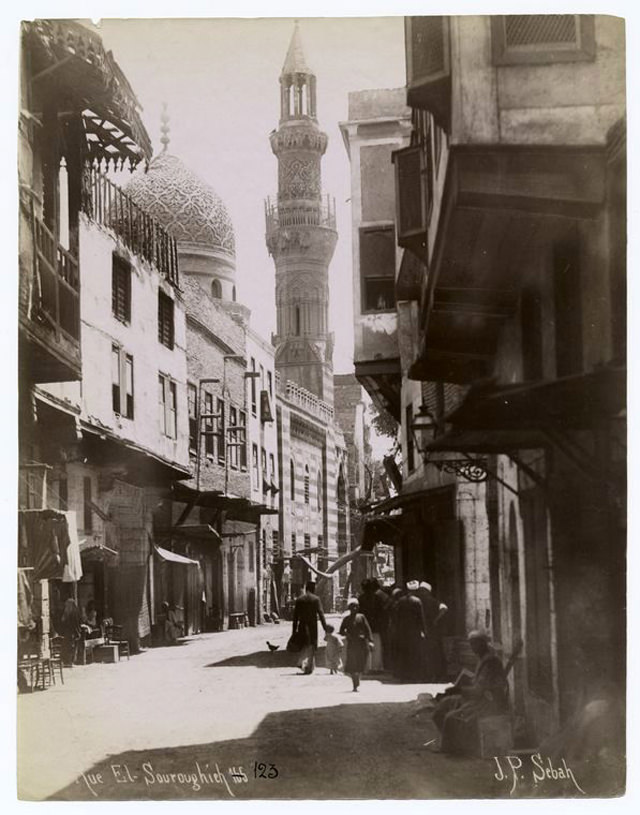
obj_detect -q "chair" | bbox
[104,622,130,661]
[49,637,65,685]
[18,654,42,692]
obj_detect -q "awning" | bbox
[172,483,279,520]
[79,539,119,562]
[363,485,452,516]
[446,366,625,434]
[80,422,192,485]
[425,428,546,455]
[160,524,221,542]
[363,516,402,549]
[295,547,365,580]
[154,545,200,567]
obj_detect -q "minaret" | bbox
[265,22,337,404]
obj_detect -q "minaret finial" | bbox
[160,103,170,153]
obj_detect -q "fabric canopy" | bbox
[295,546,365,581]
[154,545,200,567]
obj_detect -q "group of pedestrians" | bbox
[289,577,449,692]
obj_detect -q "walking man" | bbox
[292,581,327,674]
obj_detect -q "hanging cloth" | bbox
[19,510,67,580]
[61,511,83,582]
[17,569,35,630]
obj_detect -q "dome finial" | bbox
[160,102,170,153]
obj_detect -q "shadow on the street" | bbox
[46,699,505,802]
[207,646,328,670]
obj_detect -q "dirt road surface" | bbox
[18,618,520,801]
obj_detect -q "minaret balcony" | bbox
[265,197,336,236]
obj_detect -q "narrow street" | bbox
[19,618,500,801]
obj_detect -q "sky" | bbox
[98,17,407,373]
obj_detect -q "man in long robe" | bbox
[433,630,509,753]
[292,581,327,674]
[394,580,427,681]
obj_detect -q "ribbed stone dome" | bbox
[125,152,235,258]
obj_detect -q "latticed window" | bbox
[239,411,247,469]
[188,383,197,453]
[360,225,396,312]
[204,393,214,457]
[215,398,225,463]
[112,255,131,323]
[304,466,310,504]
[158,290,174,349]
[491,15,595,65]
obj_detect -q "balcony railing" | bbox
[275,372,334,423]
[265,196,336,236]
[88,170,179,286]
[32,212,81,342]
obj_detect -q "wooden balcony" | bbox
[88,171,179,286]
[19,205,81,383]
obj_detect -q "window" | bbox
[83,476,92,532]
[295,305,301,335]
[491,15,595,66]
[229,406,238,468]
[158,290,174,349]
[112,345,134,419]
[249,538,255,572]
[211,278,222,299]
[262,529,268,570]
[252,443,260,490]
[215,397,225,463]
[272,529,279,558]
[318,534,324,553]
[304,533,311,551]
[317,470,322,511]
[250,358,257,415]
[188,383,198,453]
[267,370,273,398]
[360,225,396,312]
[112,346,120,414]
[304,465,310,504]
[269,453,276,486]
[204,392,214,457]
[290,459,295,501]
[239,410,247,469]
[292,533,297,555]
[158,373,177,439]
[261,448,268,490]
[112,255,131,323]
[406,403,415,472]
[259,364,265,390]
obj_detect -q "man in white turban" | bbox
[393,580,426,681]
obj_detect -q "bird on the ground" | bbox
[266,641,280,652]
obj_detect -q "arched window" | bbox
[290,459,295,502]
[211,279,222,299]
[316,470,322,511]
[304,465,310,504]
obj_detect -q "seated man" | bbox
[432,629,509,753]
[160,601,182,644]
